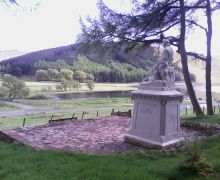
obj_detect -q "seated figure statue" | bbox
[140,39,175,90]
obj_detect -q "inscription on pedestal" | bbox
[166,104,178,135]
[135,103,160,135]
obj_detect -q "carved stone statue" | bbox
[140,39,175,90]
[125,40,183,149]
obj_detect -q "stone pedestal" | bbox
[125,83,184,148]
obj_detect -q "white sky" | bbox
[0,0,219,57]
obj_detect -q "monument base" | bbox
[125,134,184,149]
[125,86,184,149]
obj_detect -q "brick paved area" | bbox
[0,116,202,154]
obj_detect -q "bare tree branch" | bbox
[177,50,207,61]
[186,20,207,32]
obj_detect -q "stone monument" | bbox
[125,40,184,148]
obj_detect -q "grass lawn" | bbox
[0,103,20,112]
[181,114,220,124]
[15,98,133,110]
[0,135,220,179]
[0,107,130,129]
[0,97,132,129]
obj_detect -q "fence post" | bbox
[111,109,114,116]
[23,118,26,127]
[185,106,188,115]
[128,109,131,117]
[203,107,205,114]
[97,110,99,117]
[213,106,216,114]
[81,111,85,120]
[72,113,75,119]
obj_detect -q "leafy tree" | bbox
[74,81,82,91]
[69,80,79,91]
[59,69,74,81]
[73,70,86,83]
[47,68,59,81]
[0,86,8,98]
[57,80,81,92]
[60,80,70,91]
[86,73,94,81]
[35,69,50,81]
[1,74,30,101]
[86,80,95,91]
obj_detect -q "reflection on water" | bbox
[55,91,131,99]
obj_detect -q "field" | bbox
[0,109,128,129]
[0,98,132,129]
[15,98,132,109]
[25,81,139,93]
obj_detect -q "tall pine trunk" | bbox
[179,0,203,116]
[206,0,213,115]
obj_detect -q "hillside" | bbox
[0,43,158,77]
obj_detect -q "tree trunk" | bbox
[206,0,213,115]
[179,0,203,116]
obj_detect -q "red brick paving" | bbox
[1,116,201,154]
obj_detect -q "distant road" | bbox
[0,100,34,110]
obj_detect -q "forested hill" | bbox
[0,43,157,69]
[0,43,188,82]
[0,44,78,72]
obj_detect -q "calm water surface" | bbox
[55,90,131,99]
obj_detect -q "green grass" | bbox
[181,114,220,124]
[15,98,133,110]
[0,103,20,112]
[0,97,132,129]
[0,107,130,129]
[1,135,220,179]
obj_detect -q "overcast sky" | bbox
[0,0,219,57]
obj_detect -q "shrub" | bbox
[178,142,214,177]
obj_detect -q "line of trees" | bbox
[33,56,149,83]
[35,68,95,91]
